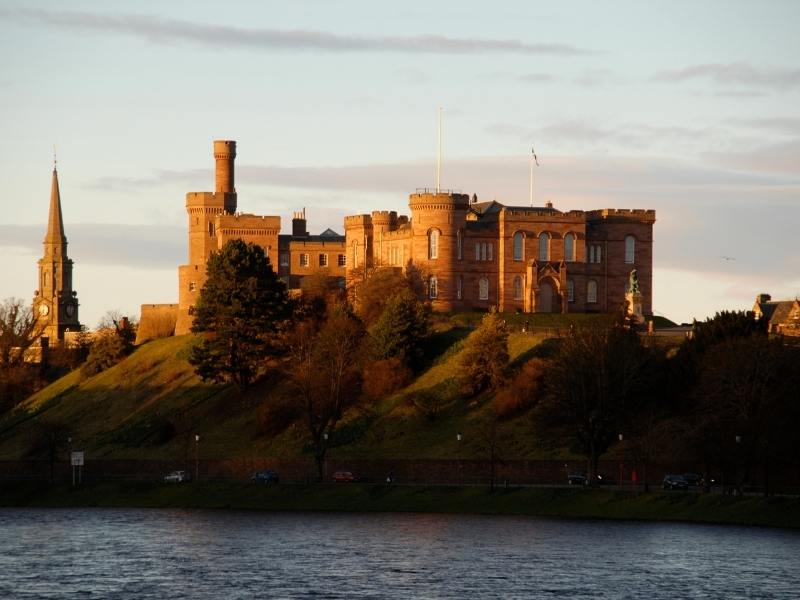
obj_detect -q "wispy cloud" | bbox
[4,8,592,56]
[518,73,558,84]
[571,68,620,88]
[653,62,800,92]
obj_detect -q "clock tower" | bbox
[33,163,80,343]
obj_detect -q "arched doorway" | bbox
[538,281,553,313]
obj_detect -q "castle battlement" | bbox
[344,214,373,227]
[586,208,656,222]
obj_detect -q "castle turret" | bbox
[344,214,374,282]
[409,191,469,309]
[214,140,236,194]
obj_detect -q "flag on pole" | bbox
[531,147,539,166]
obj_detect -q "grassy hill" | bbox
[0,312,653,463]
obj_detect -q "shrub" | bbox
[362,358,412,400]
[81,332,131,378]
[459,310,509,396]
[492,358,548,418]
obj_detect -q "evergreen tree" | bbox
[459,309,509,395]
[189,239,290,390]
[368,288,430,371]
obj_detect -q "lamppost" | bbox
[456,432,463,485]
[734,434,742,495]
[618,433,624,489]
[323,432,329,480]
[194,434,200,482]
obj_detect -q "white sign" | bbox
[71,451,84,466]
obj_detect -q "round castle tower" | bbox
[408,191,469,310]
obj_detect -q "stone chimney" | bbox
[292,208,308,237]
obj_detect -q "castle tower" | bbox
[409,191,469,310]
[175,140,238,335]
[33,164,80,342]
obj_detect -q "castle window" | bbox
[208,222,215,236]
[428,229,439,260]
[457,230,463,260]
[475,242,481,261]
[587,280,598,303]
[567,279,575,302]
[456,275,462,300]
[280,253,289,267]
[596,246,602,263]
[338,254,346,267]
[513,276,523,301]
[513,232,524,261]
[479,277,489,300]
[564,233,575,262]
[352,242,358,268]
[319,254,328,267]
[539,233,550,261]
[189,281,196,292]
[487,243,493,261]
[625,235,635,264]
[429,276,438,299]
[300,253,309,267]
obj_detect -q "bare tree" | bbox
[0,298,44,367]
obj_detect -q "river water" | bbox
[1,509,798,599]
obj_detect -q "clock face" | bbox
[38,303,50,316]
[65,304,75,317]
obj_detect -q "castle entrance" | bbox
[538,281,553,313]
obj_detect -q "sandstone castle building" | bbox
[32,164,81,344]
[144,140,655,337]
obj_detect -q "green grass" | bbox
[2,481,797,529]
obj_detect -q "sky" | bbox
[1,0,798,327]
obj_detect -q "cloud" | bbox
[727,117,800,136]
[4,9,592,56]
[653,62,800,92]
[0,223,183,269]
[518,73,558,84]
[571,68,620,88]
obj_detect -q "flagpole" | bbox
[436,106,442,193]
[529,149,533,207]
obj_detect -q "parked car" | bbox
[682,473,704,487]
[662,474,689,490]
[568,473,587,486]
[332,470,358,482]
[251,470,279,484]
[163,470,190,483]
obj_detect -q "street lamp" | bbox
[618,433,624,488]
[456,432,462,442]
[194,434,200,482]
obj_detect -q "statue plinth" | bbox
[626,291,644,324]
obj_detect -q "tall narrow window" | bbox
[587,280,598,303]
[429,275,438,299]
[337,254,346,267]
[564,233,575,262]
[539,233,550,261]
[280,253,289,267]
[300,253,309,267]
[487,243,493,261]
[456,276,463,300]
[513,232,524,261]
[567,279,575,302]
[625,235,635,264]
[457,230,463,260]
[479,278,489,300]
[319,254,328,267]
[429,229,439,259]
[352,242,359,268]
[513,276,523,301]
[596,245,602,263]
[589,245,595,263]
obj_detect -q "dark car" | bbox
[251,470,279,484]
[682,473,704,487]
[568,474,587,486]
[332,470,358,482]
[663,474,689,490]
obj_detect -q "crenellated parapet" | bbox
[586,208,656,223]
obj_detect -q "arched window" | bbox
[456,275,463,300]
[513,232,524,261]
[428,229,439,260]
[587,280,598,303]
[479,277,489,300]
[456,230,463,260]
[567,279,574,302]
[513,276,523,301]
[564,233,575,262]
[625,235,635,264]
[429,275,438,299]
[539,232,550,261]
[475,242,481,261]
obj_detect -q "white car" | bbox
[163,470,190,483]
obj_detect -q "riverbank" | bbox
[2,481,798,529]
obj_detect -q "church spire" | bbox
[44,165,67,249]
